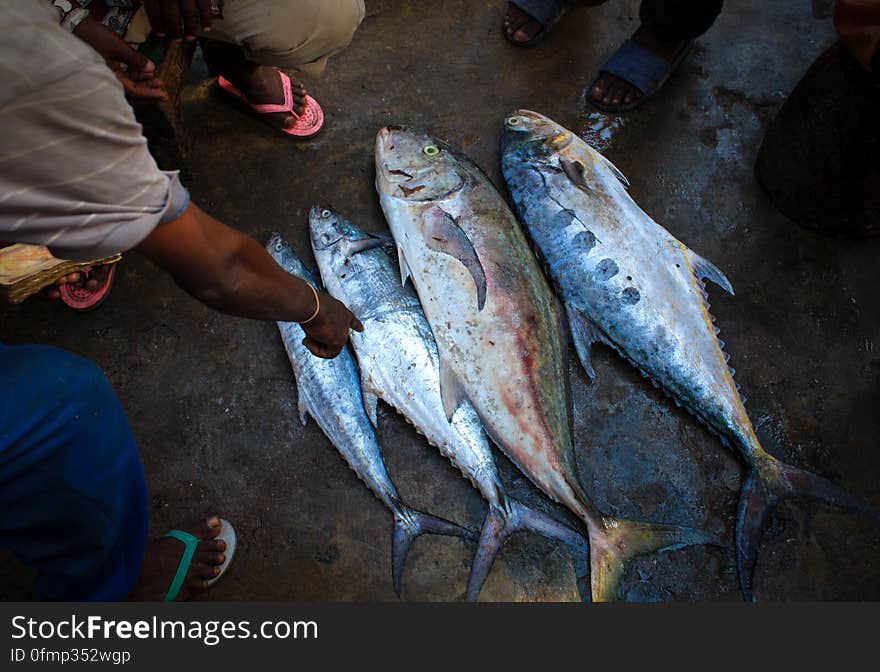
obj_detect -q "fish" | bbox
[500,109,879,599]
[309,205,588,601]
[375,125,716,601]
[266,233,475,596]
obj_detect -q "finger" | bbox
[198,0,213,31]
[123,77,169,101]
[113,43,156,75]
[163,0,182,39]
[181,0,200,40]
[144,0,165,37]
[302,337,339,360]
[350,317,364,332]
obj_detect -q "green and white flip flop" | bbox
[162,518,237,602]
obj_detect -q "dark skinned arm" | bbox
[136,202,362,358]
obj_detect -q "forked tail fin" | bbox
[588,518,720,602]
[391,507,477,597]
[736,457,880,601]
[465,497,587,602]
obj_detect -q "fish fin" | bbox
[565,303,610,381]
[689,250,734,296]
[466,497,587,601]
[560,158,592,192]
[736,456,880,601]
[397,244,412,287]
[361,383,379,428]
[596,153,630,188]
[438,354,466,422]
[346,235,390,256]
[296,385,309,426]
[422,206,487,311]
[392,506,476,597]
[587,518,721,602]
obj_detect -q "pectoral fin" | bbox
[362,384,379,428]
[422,206,486,311]
[438,354,466,422]
[689,250,734,296]
[560,159,590,192]
[347,234,393,256]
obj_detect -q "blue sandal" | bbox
[589,38,695,113]
[162,518,237,602]
[504,0,569,47]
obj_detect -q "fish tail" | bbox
[465,497,587,602]
[587,518,720,602]
[391,506,477,597]
[736,456,879,601]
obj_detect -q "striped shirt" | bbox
[0,0,189,262]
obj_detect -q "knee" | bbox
[251,0,365,64]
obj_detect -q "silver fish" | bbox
[309,206,587,601]
[375,126,715,601]
[266,233,474,595]
[500,109,877,599]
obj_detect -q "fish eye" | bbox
[423,145,440,156]
[506,117,521,126]
[321,209,332,219]
[274,242,283,252]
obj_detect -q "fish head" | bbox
[501,109,576,163]
[309,206,390,275]
[375,126,467,203]
[266,232,315,284]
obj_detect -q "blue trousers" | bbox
[0,344,149,601]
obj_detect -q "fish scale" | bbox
[500,109,879,599]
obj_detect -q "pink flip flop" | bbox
[217,71,324,139]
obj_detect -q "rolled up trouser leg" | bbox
[205,0,366,76]
[755,42,880,238]
[0,344,149,601]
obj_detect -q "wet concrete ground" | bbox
[3,0,879,601]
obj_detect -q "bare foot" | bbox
[503,3,544,44]
[590,25,687,108]
[221,63,309,131]
[129,517,229,601]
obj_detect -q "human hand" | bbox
[73,18,168,102]
[144,0,214,41]
[301,293,364,359]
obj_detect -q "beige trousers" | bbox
[206,0,367,76]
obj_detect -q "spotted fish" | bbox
[375,125,715,601]
[500,109,878,599]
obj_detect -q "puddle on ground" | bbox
[580,111,625,153]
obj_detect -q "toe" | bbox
[197,538,226,553]
[191,561,222,579]
[195,551,226,566]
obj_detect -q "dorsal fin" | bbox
[596,153,630,188]
[397,244,412,287]
[689,250,734,296]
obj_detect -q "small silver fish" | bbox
[310,206,587,601]
[500,109,878,599]
[267,233,474,595]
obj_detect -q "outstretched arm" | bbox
[137,202,362,358]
